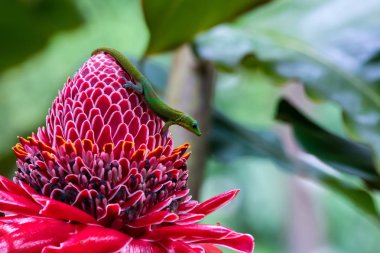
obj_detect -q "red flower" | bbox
[1,52,254,252]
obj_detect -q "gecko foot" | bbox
[122,77,143,94]
[161,129,169,141]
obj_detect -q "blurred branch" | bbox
[166,45,215,199]
[287,179,325,253]
[278,84,326,252]
[280,126,325,253]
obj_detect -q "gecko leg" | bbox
[122,77,143,94]
[161,121,174,140]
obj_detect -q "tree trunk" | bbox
[166,45,215,199]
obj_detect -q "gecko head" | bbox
[179,114,202,136]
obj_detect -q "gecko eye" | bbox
[192,123,198,129]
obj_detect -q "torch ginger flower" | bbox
[0,52,254,252]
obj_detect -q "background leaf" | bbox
[276,98,380,187]
[195,0,380,170]
[0,0,83,73]
[0,0,148,175]
[142,0,271,55]
[211,110,380,220]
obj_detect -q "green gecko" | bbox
[92,47,202,137]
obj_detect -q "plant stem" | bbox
[166,45,215,199]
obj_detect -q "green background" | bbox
[1,0,380,252]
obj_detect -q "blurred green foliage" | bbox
[142,0,271,55]
[276,99,379,183]
[0,0,83,73]
[0,0,148,174]
[196,0,380,172]
[1,0,380,252]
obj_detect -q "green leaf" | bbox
[0,0,83,73]
[276,99,380,188]
[141,0,271,55]
[211,110,380,220]
[323,177,379,221]
[214,68,281,128]
[196,0,380,171]
[212,110,324,178]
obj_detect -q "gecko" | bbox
[92,47,202,137]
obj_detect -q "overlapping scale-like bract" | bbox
[12,53,192,232]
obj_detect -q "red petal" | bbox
[133,106,143,118]
[146,146,163,159]
[176,213,205,225]
[123,141,135,157]
[80,120,92,139]
[98,204,120,227]
[110,92,123,104]
[174,189,190,200]
[118,99,131,112]
[178,200,198,214]
[12,145,28,160]
[75,113,87,132]
[88,108,101,123]
[129,115,140,136]
[43,224,131,253]
[0,190,41,215]
[32,195,97,224]
[85,130,96,142]
[0,216,76,253]
[192,232,254,253]
[172,143,190,156]
[18,181,39,196]
[142,224,254,253]
[130,148,146,163]
[159,239,198,253]
[91,114,104,141]
[0,176,31,198]
[97,124,113,149]
[95,94,112,116]
[121,190,144,209]
[135,124,148,148]
[123,110,134,125]
[107,110,123,133]
[149,197,173,213]
[128,93,139,108]
[82,98,94,115]
[191,190,239,215]
[113,123,128,144]
[67,124,80,141]
[198,244,223,253]
[128,211,178,228]
[142,224,228,240]
[104,104,120,124]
